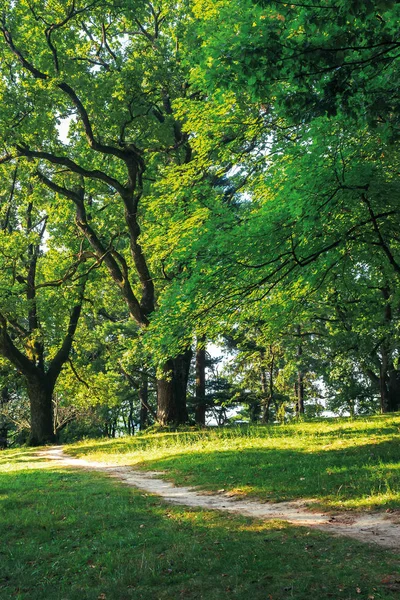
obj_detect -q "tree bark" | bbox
[195,337,206,426]
[26,376,56,446]
[379,350,400,413]
[157,349,192,425]
[387,368,400,412]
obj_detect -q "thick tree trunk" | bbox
[26,376,56,446]
[387,369,400,412]
[378,292,400,413]
[195,337,206,426]
[0,387,9,449]
[157,349,192,425]
[379,352,400,413]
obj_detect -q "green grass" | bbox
[1,447,400,600]
[67,414,400,511]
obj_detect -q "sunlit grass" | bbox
[67,414,400,511]
[1,446,400,599]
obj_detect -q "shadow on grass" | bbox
[0,464,399,600]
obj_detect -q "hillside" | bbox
[67,414,400,512]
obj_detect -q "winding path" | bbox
[39,446,400,550]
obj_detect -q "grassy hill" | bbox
[67,414,400,511]
[1,414,399,599]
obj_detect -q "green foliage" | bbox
[1,0,400,430]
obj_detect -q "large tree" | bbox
[0,0,197,424]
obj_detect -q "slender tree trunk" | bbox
[195,337,206,426]
[157,349,192,425]
[295,326,305,416]
[261,367,270,423]
[262,398,272,423]
[297,371,304,415]
[26,376,55,446]
[139,373,149,431]
[262,349,275,423]
[380,349,389,413]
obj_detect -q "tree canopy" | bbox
[0,0,399,444]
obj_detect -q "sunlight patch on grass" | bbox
[67,414,400,512]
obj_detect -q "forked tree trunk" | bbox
[157,349,192,425]
[26,376,56,446]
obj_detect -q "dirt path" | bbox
[39,446,400,550]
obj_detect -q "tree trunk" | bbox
[378,291,400,413]
[195,337,206,426]
[296,371,305,415]
[295,326,305,416]
[380,353,400,413]
[0,387,9,449]
[249,401,261,423]
[157,349,192,425]
[261,366,270,423]
[26,376,56,446]
[139,373,149,431]
[262,398,272,423]
[387,369,400,412]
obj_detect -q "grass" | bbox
[67,414,400,511]
[1,447,400,600]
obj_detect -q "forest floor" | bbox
[41,446,400,549]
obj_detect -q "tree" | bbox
[150,105,400,412]
[0,0,199,424]
[0,166,88,444]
